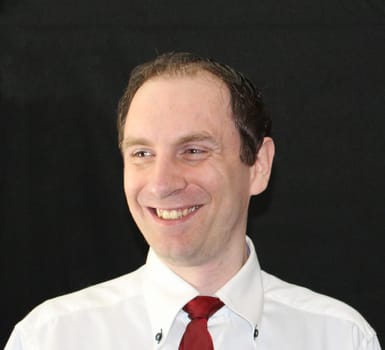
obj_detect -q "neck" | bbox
[165,238,249,295]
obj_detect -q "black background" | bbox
[1,0,384,347]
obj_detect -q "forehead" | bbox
[134,71,230,108]
[124,72,235,135]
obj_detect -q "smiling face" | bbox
[122,72,266,268]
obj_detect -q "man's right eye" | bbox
[132,150,152,158]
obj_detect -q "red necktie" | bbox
[179,296,224,350]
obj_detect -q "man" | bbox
[5,52,381,349]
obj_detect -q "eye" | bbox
[132,150,153,158]
[185,148,205,154]
[126,149,155,164]
[181,146,209,161]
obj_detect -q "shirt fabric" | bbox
[5,237,381,350]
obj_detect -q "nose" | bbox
[146,155,188,199]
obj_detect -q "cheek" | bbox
[123,168,142,202]
[216,163,252,201]
[192,167,230,206]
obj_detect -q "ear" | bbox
[249,137,275,196]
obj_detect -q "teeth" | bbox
[156,206,198,220]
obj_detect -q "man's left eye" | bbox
[185,148,204,154]
[181,147,209,161]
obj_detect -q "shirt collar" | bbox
[142,236,264,345]
[215,236,264,328]
[143,249,199,345]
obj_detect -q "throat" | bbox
[164,244,249,295]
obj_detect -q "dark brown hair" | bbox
[117,52,271,165]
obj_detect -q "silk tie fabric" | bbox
[179,296,224,350]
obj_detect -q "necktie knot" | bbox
[179,296,224,349]
[183,296,224,320]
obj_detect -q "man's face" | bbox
[122,72,262,267]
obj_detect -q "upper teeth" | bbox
[156,206,198,220]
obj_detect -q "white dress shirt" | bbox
[5,237,381,350]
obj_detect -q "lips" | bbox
[155,206,200,220]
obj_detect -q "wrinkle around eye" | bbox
[184,148,206,154]
[180,147,211,161]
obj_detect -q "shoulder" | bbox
[261,270,377,341]
[18,265,147,332]
[5,265,154,349]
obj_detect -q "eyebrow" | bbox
[121,132,219,150]
[121,137,153,150]
[176,132,218,146]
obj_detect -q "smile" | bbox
[155,206,200,220]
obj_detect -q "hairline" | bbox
[119,64,238,144]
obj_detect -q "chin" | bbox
[154,240,198,263]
